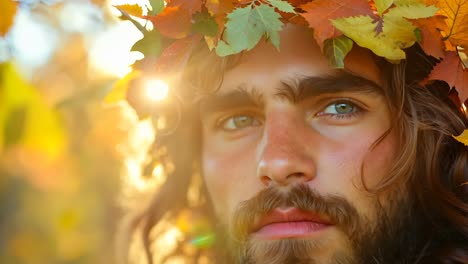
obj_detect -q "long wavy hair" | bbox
[117,41,468,263]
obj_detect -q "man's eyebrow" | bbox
[198,71,382,114]
[198,85,264,114]
[277,71,383,103]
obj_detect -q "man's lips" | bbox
[252,207,332,239]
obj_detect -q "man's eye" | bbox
[221,115,261,130]
[323,101,357,115]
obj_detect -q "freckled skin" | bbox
[201,25,398,263]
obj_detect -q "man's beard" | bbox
[216,184,428,264]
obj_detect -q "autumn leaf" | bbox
[105,71,142,104]
[332,1,438,61]
[435,0,468,49]
[155,35,203,76]
[412,16,446,58]
[167,0,202,14]
[0,0,18,36]
[0,63,66,159]
[216,4,283,56]
[148,6,192,39]
[375,0,394,16]
[114,4,143,17]
[323,35,354,68]
[428,51,468,102]
[300,0,374,49]
[453,129,468,146]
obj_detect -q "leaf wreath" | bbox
[113,0,468,141]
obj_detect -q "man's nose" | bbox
[256,111,316,187]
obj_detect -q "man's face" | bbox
[199,26,402,263]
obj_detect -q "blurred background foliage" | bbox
[0,0,154,263]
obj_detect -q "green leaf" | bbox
[131,29,162,57]
[216,4,284,56]
[375,0,394,15]
[192,12,219,37]
[216,40,238,56]
[149,0,165,15]
[323,36,354,68]
[267,0,296,13]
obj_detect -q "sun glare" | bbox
[143,79,169,102]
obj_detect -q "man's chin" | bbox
[238,236,355,264]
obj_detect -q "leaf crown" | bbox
[115,0,468,104]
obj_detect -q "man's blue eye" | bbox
[323,102,356,115]
[222,115,260,130]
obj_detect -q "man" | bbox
[117,4,467,264]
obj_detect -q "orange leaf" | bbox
[300,0,374,49]
[205,0,235,35]
[167,0,202,14]
[428,51,468,102]
[436,0,468,49]
[0,0,18,37]
[412,16,446,58]
[148,6,192,39]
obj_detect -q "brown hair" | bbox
[117,43,468,263]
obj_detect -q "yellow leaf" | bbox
[0,0,18,36]
[332,2,437,61]
[104,70,141,104]
[0,63,67,159]
[453,129,468,146]
[114,4,143,17]
[436,0,468,49]
[375,0,394,15]
[332,16,407,60]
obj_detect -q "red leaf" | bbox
[412,16,446,59]
[147,6,192,39]
[428,51,468,103]
[167,0,202,14]
[155,35,203,77]
[300,0,374,49]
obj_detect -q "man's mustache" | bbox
[230,184,360,241]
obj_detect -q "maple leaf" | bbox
[412,16,446,58]
[216,4,283,56]
[453,129,468,146]
[300,0,374,49]
[0,0,18,37]
[323,35,354,68]
[428,51,468,103]
[114,4,143,17]
[332,1,438,61]
[436,0,468,49]
[148,6,192,39]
